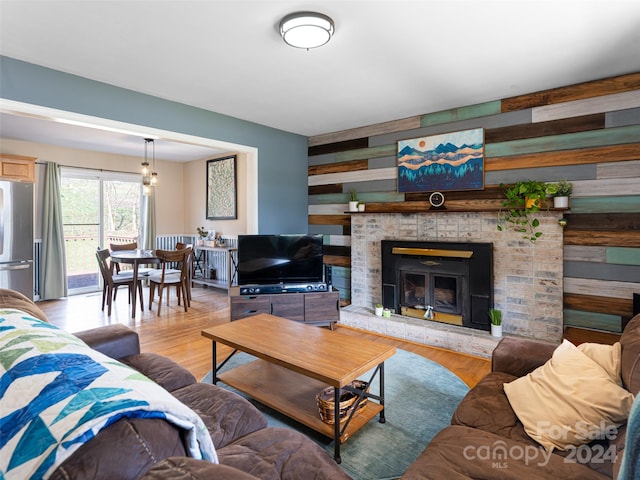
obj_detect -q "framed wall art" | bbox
[206,155,237,220]
[397,127,484,193]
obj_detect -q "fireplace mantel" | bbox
[340,211,565,357]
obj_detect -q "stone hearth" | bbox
[340,211,565,358]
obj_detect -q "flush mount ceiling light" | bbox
[279,12,335,49]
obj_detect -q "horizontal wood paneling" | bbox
[420,100,501,127]
[532,90,640,123]
[309,116,420,147]
[486,144,640,171]
[308,167,396,186]
[308,72,640,334]
[335,145,396,162]
[486,125,640,158]
[563,309,622,333]
[323,254,351,268]
[484,114,605,143]
[564,213,640,230]
[597,159,640,179]
[308,137,368,157]
[564,229,640,247]
[564,245,607,263]
[309,184,343,195]
[563,292,633,317]
[501,72,640,111]
[564,277,640,299]
[569,196,640,214]
[309,160,369,176]
[572,177,640,196]
[308,214,351,226]
[607,247,640,266]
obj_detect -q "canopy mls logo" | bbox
[463,421,621,469]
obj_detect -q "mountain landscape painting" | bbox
[397,128,484,193]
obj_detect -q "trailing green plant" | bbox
[196,226,208,239]
[488,308,502,326]
[497,180,548,242]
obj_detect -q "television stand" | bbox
[229,286,339,328]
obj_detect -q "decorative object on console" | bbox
[279,12,335,50]
[206,155,237,220]
[497,180,548,243]
[196,226,208,246]
[397,128,484,193]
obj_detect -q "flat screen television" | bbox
[237,234,324,285]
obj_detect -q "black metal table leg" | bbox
[212,341,217,385]
[379,361,386,423]
[334,387,341,463]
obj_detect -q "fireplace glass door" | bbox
[399,270,462,315]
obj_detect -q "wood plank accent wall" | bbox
[308,73,640,334]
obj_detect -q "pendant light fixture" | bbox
[279,12,335,50]
[141,138,157,195]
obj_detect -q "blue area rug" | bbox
[202,349,469,480]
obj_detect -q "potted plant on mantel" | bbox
[546,179,573,208]
[497,180,548,243]
[348,190,359,212]
[488,308,502,337]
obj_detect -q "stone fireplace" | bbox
[339,211,564,358]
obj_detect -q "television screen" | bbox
[237,234,324,285]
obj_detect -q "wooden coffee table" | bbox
[201,314,396,462]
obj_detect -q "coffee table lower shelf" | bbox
[217,359,384,444]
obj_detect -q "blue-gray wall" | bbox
[0,55,309,234]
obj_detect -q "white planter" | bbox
[349,201,359,212]
[491,324,502,337]
[554,196,569,208]
[375,306,383,316]
[358,203,365,212]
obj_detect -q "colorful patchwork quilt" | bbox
[0,309,217,479]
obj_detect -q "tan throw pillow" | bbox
[578,341,622,385]
[504,339,634,451]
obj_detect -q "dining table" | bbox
[110,249,160,318]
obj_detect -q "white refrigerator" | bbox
[0,180,34,300]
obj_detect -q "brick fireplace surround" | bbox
[339,211,565,358]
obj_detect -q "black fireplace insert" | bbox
[381,240,493,331]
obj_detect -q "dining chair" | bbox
[96,248,145,316]
[148,246,192,315]
[175,242,194,302]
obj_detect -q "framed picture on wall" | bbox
[397,127,484,193]
[206,155,237,220]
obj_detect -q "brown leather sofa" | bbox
[402,314,640,479]
[0,289,350,480]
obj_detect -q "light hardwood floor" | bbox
[38,286,491,388]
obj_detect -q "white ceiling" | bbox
[1,0,640,160]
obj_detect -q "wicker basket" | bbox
[316,380,369,425]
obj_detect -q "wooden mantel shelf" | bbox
[346,199,568,214]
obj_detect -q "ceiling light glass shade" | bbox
[279,12,334,49]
